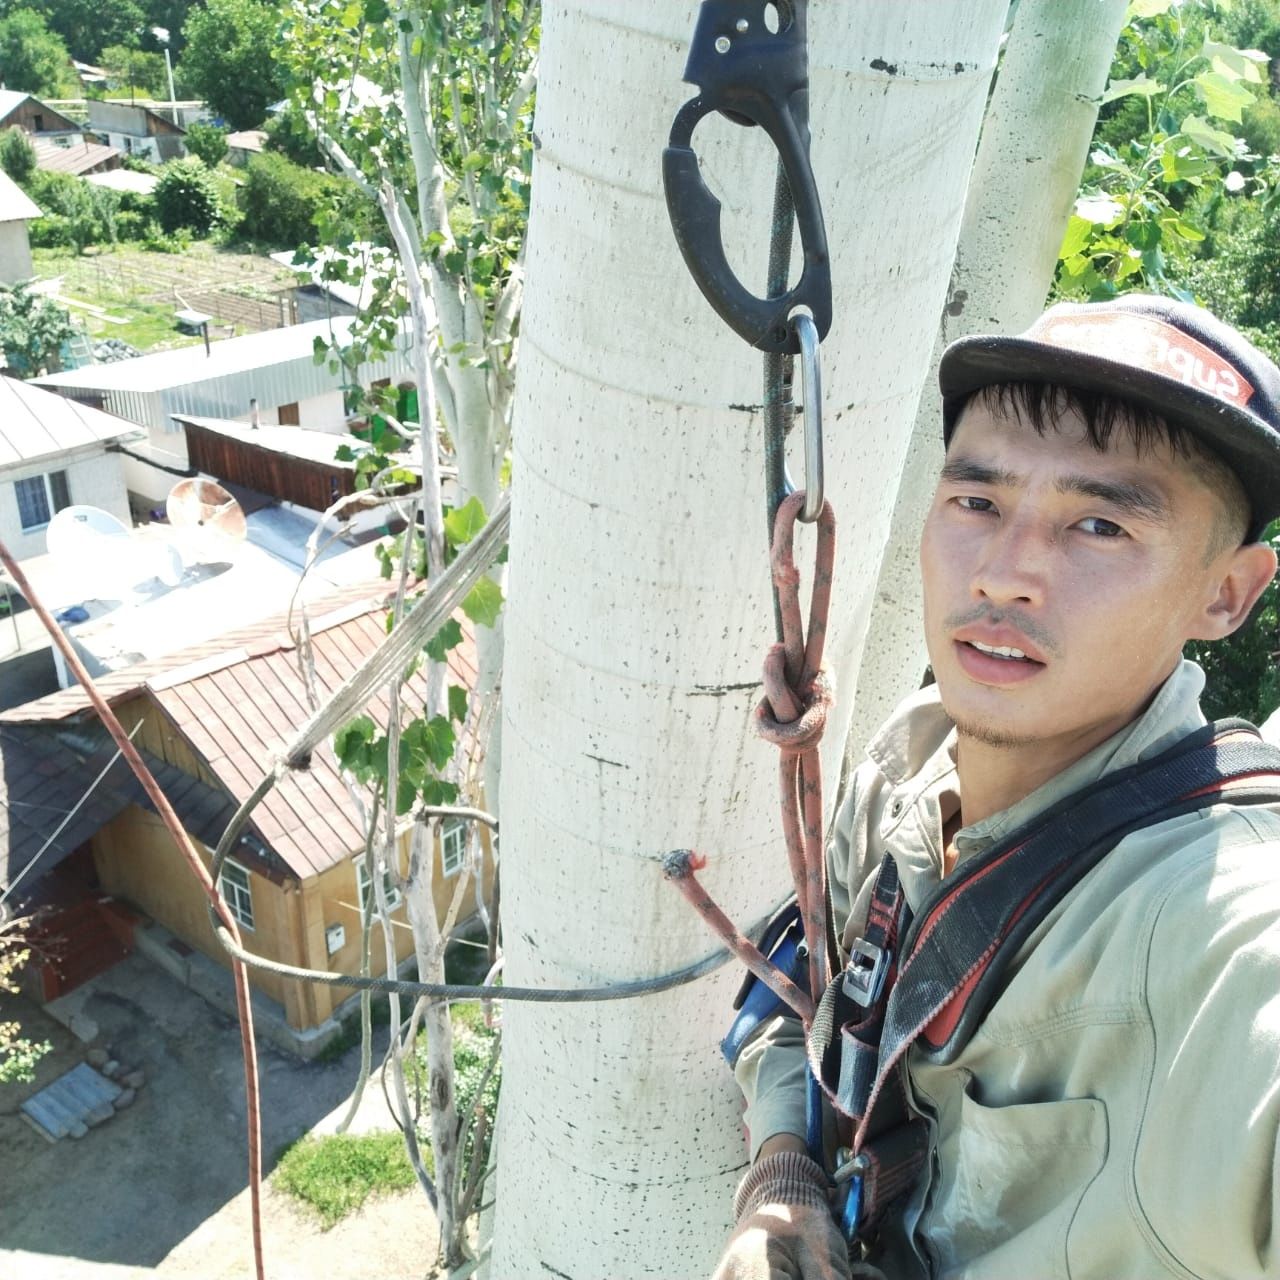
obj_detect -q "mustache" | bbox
[944,604,1061,658]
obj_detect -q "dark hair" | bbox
[961,380,1252,552]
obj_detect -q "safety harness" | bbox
[727,720,1280,1243]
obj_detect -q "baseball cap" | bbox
[938,295,1280,542]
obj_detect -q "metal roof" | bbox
[0,170,42,223]
[0,587,480,882]
[35,139,122,176]
[0,90,29,120]
[0,374,140,470]
[33,319,415,438]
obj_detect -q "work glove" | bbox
[710,1150,852,1280]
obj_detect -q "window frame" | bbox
[218,858,255,931]
[355,856,402,912]
[14,470,70,532]
[441,819,467,878]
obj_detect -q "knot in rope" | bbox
[756,657,833,756]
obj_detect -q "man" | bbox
[715,295,1280,1279]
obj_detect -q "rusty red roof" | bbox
[1,583,482,881]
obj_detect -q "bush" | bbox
[263,104,322,167]
[26,170,119,253]
[0,127,35,185]
[153,157,222,236]
[184,121,229,169]
[237,151,346,248]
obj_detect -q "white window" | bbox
[355,857,401,911]
[15,471,70,531]
[218,859,254,931]
[441,820,467,877]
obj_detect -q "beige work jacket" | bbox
[736,660,1280,1279]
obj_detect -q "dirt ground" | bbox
[0,955,441,1280]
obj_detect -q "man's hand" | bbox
[711,1148,851,1280]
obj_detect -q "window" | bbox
[15,471,70,531]
[441,820,467,878]
[218,860,254,931]
[32,114,44,132]
[355,858,401,911]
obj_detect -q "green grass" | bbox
[274,1132,419,1228]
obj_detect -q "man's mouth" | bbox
[963,640,1037,663]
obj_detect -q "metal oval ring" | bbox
[793,311,824,522]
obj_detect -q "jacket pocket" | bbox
[928,1078,1108,1279]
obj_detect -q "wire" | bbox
[0,720,143,911]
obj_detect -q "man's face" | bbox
[920,397,1242,755]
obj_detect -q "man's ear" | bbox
[1188,542,1278,641]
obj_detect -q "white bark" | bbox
[844,0,1130,757]
[493,3,1009,1274]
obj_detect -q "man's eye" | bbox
[1078,516,1125,538]
[955,496,995,513]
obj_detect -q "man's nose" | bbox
[970,517,1047,608]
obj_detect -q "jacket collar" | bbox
[866,659,1209,862]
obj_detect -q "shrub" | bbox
[26,170,119,253]
[237,151,344,248]
[153,157,221,236]
[0,127,35,185]
[274,1132,416,1228]
[184,121,229,169]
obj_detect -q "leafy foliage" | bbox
[1,921,52,1086]
[237,151,372,248]
[153,157,222,236]
[1056,1,1270,300]
[263,102,324,166]
[180,0,289,130]
[99,43,170,98]
[27,171,126,254]
[0,282,76,377]
[0,127,35,185]
[183,121,230,168]
[13,0,145,64]
[0,9,75,95]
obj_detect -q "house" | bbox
[0,90,82,142]
[0,171,42,284]
[0,592,491,1056]
[32,318,415,506]
[86,101,186,163]
[227,130,267,166]
[0,375,137,562]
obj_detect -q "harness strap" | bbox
[809,719,1280,1240]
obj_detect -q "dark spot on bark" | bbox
[870,57,897,75]
[946,289,968,317]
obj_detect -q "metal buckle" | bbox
[841,937,891,1008]
[832,1147,867,1242]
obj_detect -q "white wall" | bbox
[0,448,131,560]
[298,391,345,432]
[0,221,33,285]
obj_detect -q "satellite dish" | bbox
[166,478,247,560]
[46,505,181,598]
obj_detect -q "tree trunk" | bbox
[492,3,1010,1273]
[844,0,1130,757]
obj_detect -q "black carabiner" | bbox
[663,0,832,354]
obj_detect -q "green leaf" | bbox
[461,577,503,629]
[334,715,376,767]
[1123,219,1162,251]
[1100,74,1163,106]
[421,715,456,771]
[1074,194,1124,226]
[396,774,419,815]
[1159,146,1214,183]
[1194,70,1255,124]
[443,496,487,548]
[1200,39,1268,86]
[449,684,468,724]
[425,618,464,663]
[1168,218,1206,243]
[421,777,460,807]
[1180,115,1238,157]
[1059,214,1094,259]
[1125,0,1174,17]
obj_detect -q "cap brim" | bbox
[940,334,1280,540]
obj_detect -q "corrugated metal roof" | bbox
[33,318,416,439]
[0,169,42,223]
[32,138,120,176]
[0,374,140,470]
[0,585,480,882]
